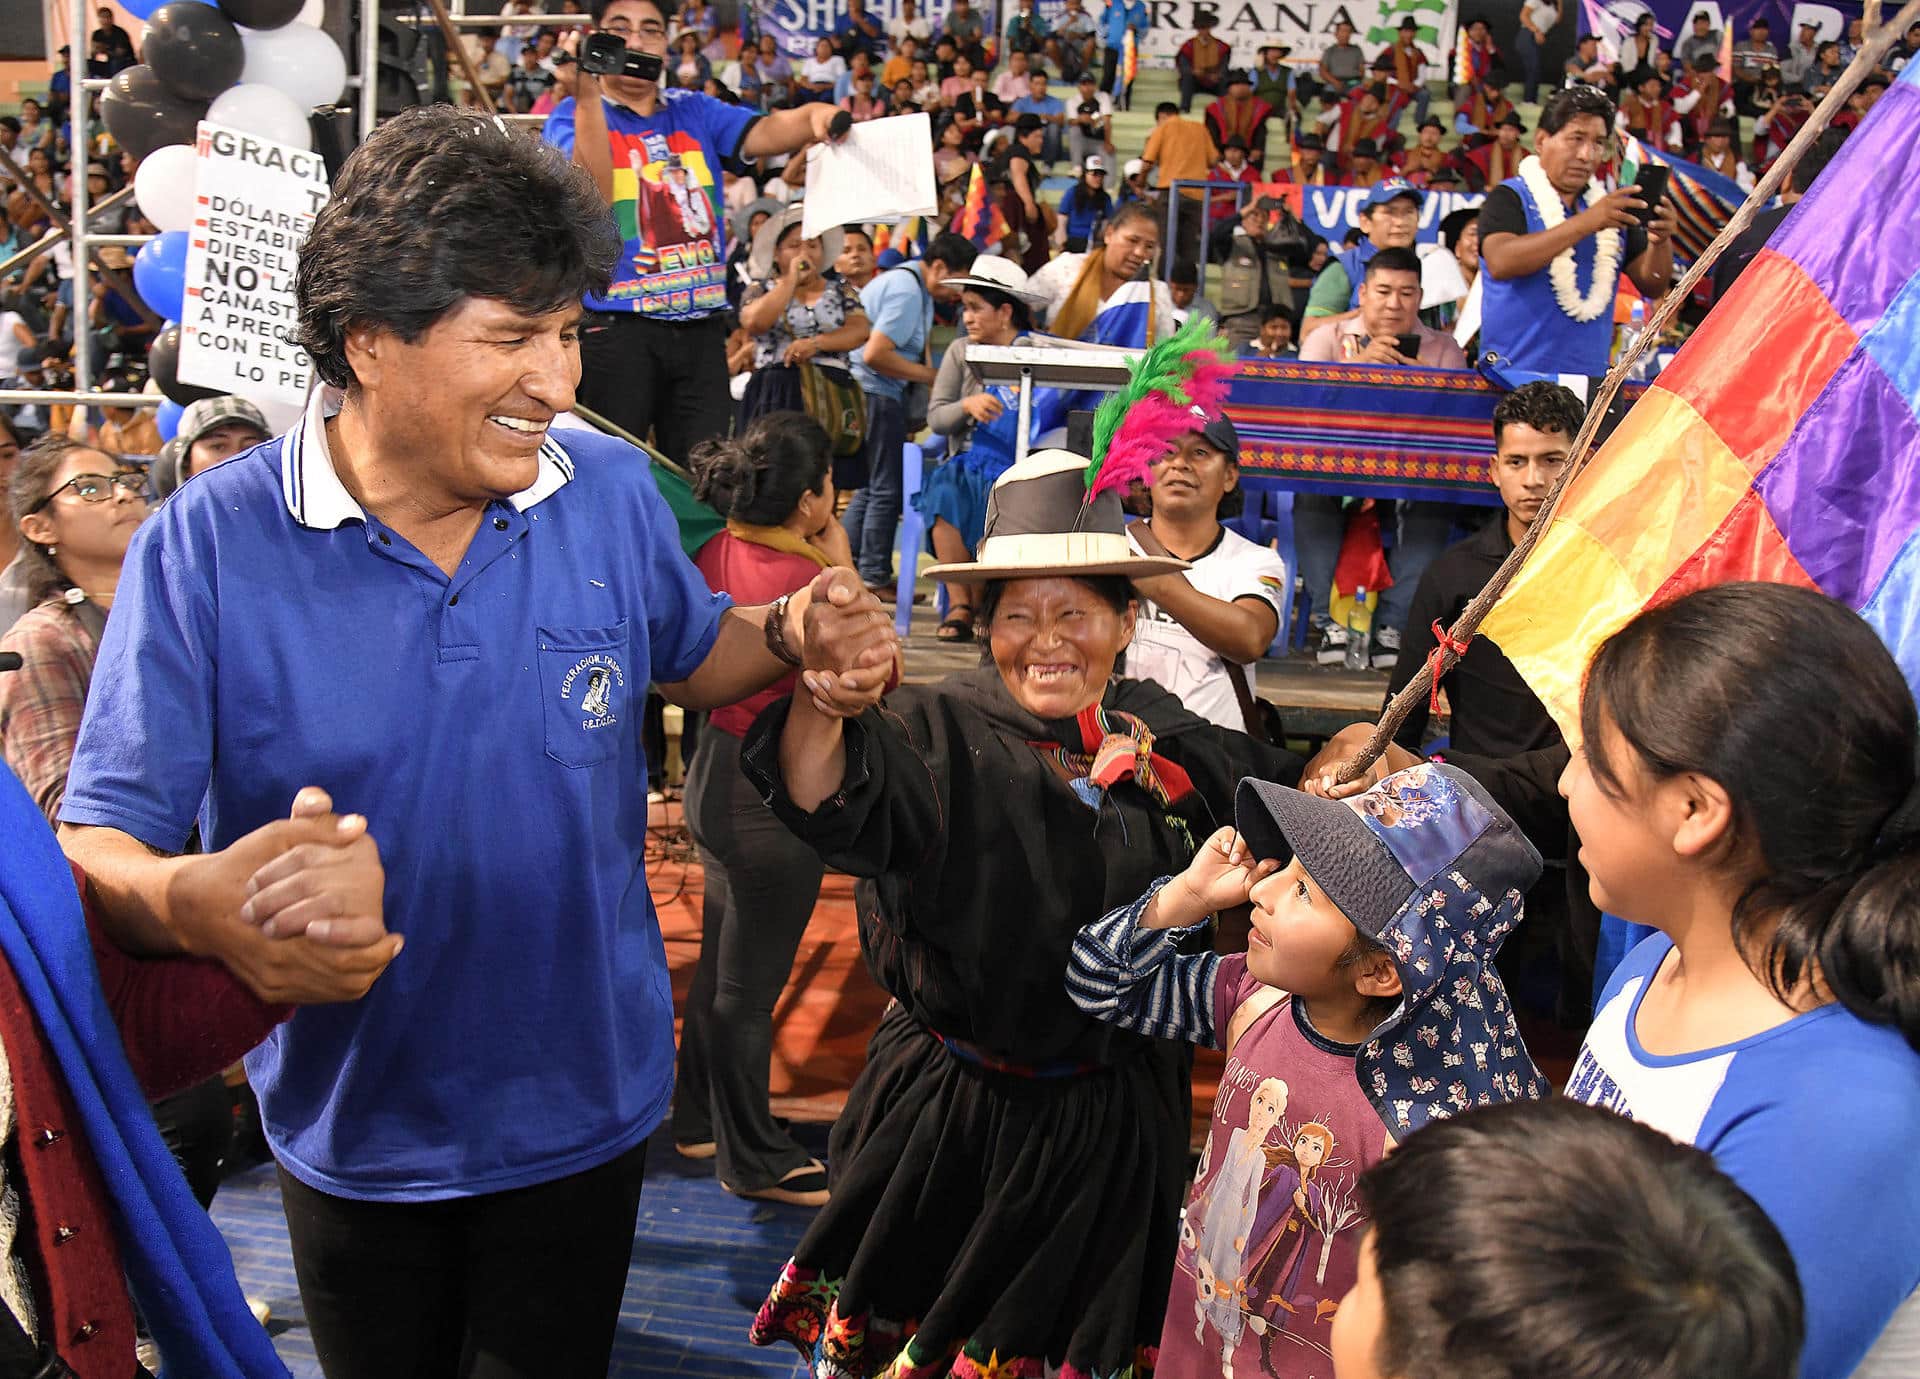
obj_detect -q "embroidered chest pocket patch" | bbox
[538,621,630,768]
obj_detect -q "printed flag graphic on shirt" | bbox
[1619,135,1757,265]
[1481,62,1920,739]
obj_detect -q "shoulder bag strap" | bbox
[1126,520,1273,743]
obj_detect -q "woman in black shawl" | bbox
[743,446,1303,1378]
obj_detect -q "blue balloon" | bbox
[121,0,211,17]
[156,397,185,442]
[133,231,190,322]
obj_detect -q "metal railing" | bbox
[390,11,588,25]
[16,0,577,419]
[1163,178,1251,288]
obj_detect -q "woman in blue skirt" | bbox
[916,256,1048,640]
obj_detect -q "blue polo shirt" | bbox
[851,262,930,404]
[60,395,730,1201]
[1101,0,1147,49]
[1011,93,1066,122]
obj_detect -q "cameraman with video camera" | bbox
[544,0,845,464]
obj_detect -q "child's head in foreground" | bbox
[1330,1098,1804,1379]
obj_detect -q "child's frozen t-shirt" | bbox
[1156,955,1390,1379]
[1568,933,1920,1379]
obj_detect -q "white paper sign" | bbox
[801,113,938,242]
[178,122,330,411]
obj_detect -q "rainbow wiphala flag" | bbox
[1483,61,1920,736]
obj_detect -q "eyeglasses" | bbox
[598,19,666,38]
[29,470,147,513]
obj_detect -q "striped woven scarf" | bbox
[1031,703,1196,810]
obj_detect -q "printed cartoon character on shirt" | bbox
[609,128,724,310]
[1245,1121,1355,1326]
[1184,1076,1288,1372]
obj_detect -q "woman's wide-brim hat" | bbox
[748,204,845,282]
[926,449,1190,581]
[730,194,783,245]
[941,254,1049,307]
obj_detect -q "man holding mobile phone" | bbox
[1478,86,1675,378]
[1297,248,1468,670]
[1299,247,1467,367]
[542,0,843,464]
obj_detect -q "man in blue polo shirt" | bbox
[58,108,894,1379]
[1010,69,1067,165]
[544,0,842,463]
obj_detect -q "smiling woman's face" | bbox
[986,576,1134,719]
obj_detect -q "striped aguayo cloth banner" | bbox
[1227,359,1648,503]
[1226,359,1509,505]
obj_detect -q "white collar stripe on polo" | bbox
[279,386,574,532]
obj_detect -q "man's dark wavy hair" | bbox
[295,106,620,390]
[1492,380,1584,447]
[1539,84,1616,135]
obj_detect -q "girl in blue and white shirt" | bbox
[1560,582,1920,1379]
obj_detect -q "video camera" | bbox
[568,30,664,82]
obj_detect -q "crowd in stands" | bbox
[2,5,1920,1379]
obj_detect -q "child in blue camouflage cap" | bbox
[1067,761,1544,1379]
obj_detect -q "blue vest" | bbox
[1478,175,1619,376]
[1336,242,1377,309]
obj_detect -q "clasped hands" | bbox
[174,786,399,1006]
[787,566,900,719]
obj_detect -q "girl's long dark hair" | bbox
[1582,582,1920,1049]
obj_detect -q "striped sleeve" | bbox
[1066,877,1224,1048]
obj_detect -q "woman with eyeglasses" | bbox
[0,436,149,818]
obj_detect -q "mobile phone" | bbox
[1395,332,1424,359]
[1629,164,1670,226]
[576,30,663,82]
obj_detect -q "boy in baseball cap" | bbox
[1068,761,1543,1378]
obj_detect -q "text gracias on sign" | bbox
[192,127,326,370]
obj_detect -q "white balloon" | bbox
[208,83,314,151]
[238,22,348,110]
[296,0,324,25]
[133,144,200,233]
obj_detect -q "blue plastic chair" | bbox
[894,442,925,638]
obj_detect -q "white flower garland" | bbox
[1518,155,1624,323]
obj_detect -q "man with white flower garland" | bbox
[1477,86,1676,378]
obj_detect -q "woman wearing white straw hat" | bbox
[737,206,870,425]
[916,255,1049,640]
[743,329,1308,1378]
